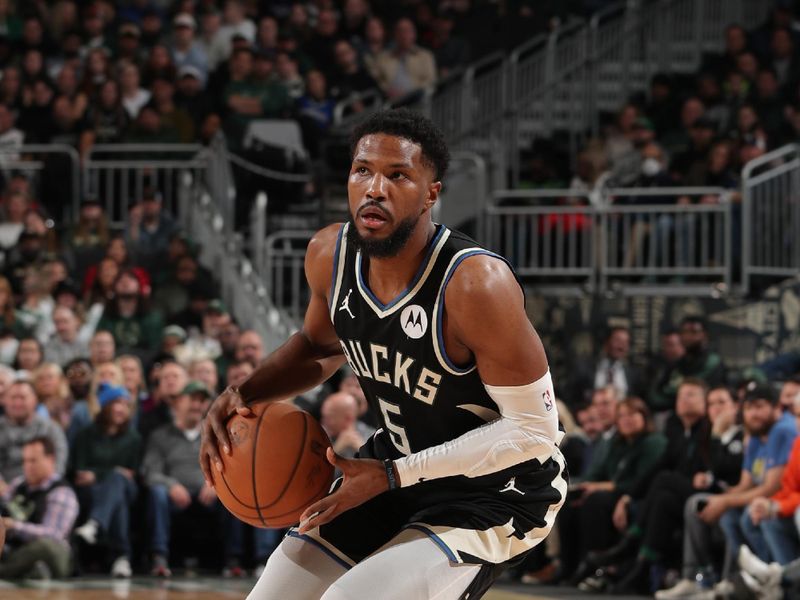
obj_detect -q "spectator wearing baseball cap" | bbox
[116,23,142,64]
[180,299,229,362]
[161,324,187,355]
[141,378,220,577]
[71,382,141,578]
[170,13,209,84]
[666,380,797,595]
[718,382,796,549]
[174,66,215,140]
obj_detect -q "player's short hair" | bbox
[350,108,450,180]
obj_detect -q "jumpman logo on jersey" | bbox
[500,477,525,495]
[339,288,355,319]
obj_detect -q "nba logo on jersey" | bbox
[400,305,428,339]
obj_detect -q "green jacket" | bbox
[70,423,141,481]
[649,351,725,412]
[583,431,667,497]
[97,310,164,352]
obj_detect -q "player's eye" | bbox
[355,166,369,175]
[390,172,406,180]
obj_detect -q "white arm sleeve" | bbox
[393,370,562,488]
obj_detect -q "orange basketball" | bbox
[211,401,335,528]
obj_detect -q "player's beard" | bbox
[346,214,418,258]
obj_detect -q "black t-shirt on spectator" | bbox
[331,68,379,100]
[175,90,215,130]
[17,103,56,144]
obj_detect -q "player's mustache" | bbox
[357,202,391,219]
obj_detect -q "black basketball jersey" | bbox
[319,222,567,567]
[329,222,511,460]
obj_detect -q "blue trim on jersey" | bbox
[404,524,458,562]
[286,530,353,570]
[356,224,446,310]
[436,249,504,374]
[328,224,346,311]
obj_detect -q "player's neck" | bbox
[366,221,436,303]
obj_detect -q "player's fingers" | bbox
[232,394,253,416]
[199,450,214,485]
[299,502,339,533]
[235,404,254,416]
[209,413,232,457]
[325,447,341,467]
[299,496,331,524]
[203,429,225,473]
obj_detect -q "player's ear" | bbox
[423,181,442,213]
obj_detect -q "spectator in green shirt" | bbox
[222,47,290,148]
[559,397,667,581]
[97,270,164,365]
[70,384,141,578]
[649,316,726,413]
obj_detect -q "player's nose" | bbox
[365,172,388,200]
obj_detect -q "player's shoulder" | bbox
[305,223,345,291]
[307,223,345,259]
[445,251,518,301]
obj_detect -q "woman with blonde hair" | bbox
[32,362,72,431]
[116,354,149,425]
[70,361,124,441]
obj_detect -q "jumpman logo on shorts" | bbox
[500,477,525,495]
[339,288,355,319]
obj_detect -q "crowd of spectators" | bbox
[533,4,800,202]
[0,0,601,171]
[0,0,797,594]
[514,316,800,599]
[0,144,325,577]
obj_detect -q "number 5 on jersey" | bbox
[378,398,411,455]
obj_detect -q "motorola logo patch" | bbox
[400,304,428,339]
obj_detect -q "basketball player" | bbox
[200,109,567,599]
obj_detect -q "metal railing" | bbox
[486,190,598,294]
[394,0,773,187]
[486,187,734,296]
[176,173,295,353]
[600,188,732,294]
[741,144,800,291]
[264,230,316,326]
[84,144,208,225]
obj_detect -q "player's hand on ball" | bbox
[200,386,253,484]
[298,448,389,534]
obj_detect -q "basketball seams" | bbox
[216,403,334,529]
[251,403,271,527]
[258,411,309,520]
[276,413,335,520]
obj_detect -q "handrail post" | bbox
[251,192,268,277]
